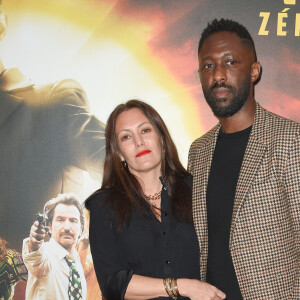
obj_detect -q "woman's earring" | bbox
[122,160,127,168]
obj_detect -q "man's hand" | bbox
[28,221,49,252]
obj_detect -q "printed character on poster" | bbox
[0,3,105,255]
[22,193,87,300]
[0,4,105,299]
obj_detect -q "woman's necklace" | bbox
[146,191,161,209]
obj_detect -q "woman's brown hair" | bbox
[91,100,192,230]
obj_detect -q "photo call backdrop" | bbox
[0,0,299,299]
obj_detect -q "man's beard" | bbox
[203,78,251,118]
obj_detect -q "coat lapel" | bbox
[0,68,34,127]
[192,124,220,280]
[0,91,25,127]
[230,103,267,245]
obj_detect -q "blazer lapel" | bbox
[193,124,220,280]
[230,103,267,246]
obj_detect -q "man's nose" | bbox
[63,220,71,230]
[213,64,227,82]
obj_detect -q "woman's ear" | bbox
[118,152,125,162]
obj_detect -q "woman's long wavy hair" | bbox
[101,100,192,230]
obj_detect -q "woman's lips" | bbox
[136,150,151,157]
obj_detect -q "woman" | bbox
[85,100,225,300]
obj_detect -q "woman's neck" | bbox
[136,171,162,196]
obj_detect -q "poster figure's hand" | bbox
[37,213,48,227]
[28,221,49,252]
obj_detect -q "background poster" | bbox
[0,0,299,299]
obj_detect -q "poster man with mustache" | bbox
[22,194,87,300]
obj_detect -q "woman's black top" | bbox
[86,177,200,300]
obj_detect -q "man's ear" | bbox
[251,61,261,83]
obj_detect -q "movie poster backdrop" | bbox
[0,0,298,299]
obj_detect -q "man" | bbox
[22,193,87,300]
[0,6,105,252]
[188,19,299,299]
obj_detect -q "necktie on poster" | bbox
[65,255,83,300]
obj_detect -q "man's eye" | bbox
[203,63,213,69]
[227,60,235,65]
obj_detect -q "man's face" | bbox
[49,204,81,252]
[198,31,257,118]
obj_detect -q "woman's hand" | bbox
[177,279,226,300]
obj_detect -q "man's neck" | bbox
[64,244,77,256]
[69,248,77,256]
[219,99,256,133]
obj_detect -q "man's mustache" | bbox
[210,82,235,93]
[61,230,74,237]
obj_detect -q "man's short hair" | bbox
[198,18,257,61]
[44,193,85,234]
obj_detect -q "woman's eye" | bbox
[121,135,130,141]
[141,128,151,134]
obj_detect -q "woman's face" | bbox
[115,108,163,178]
